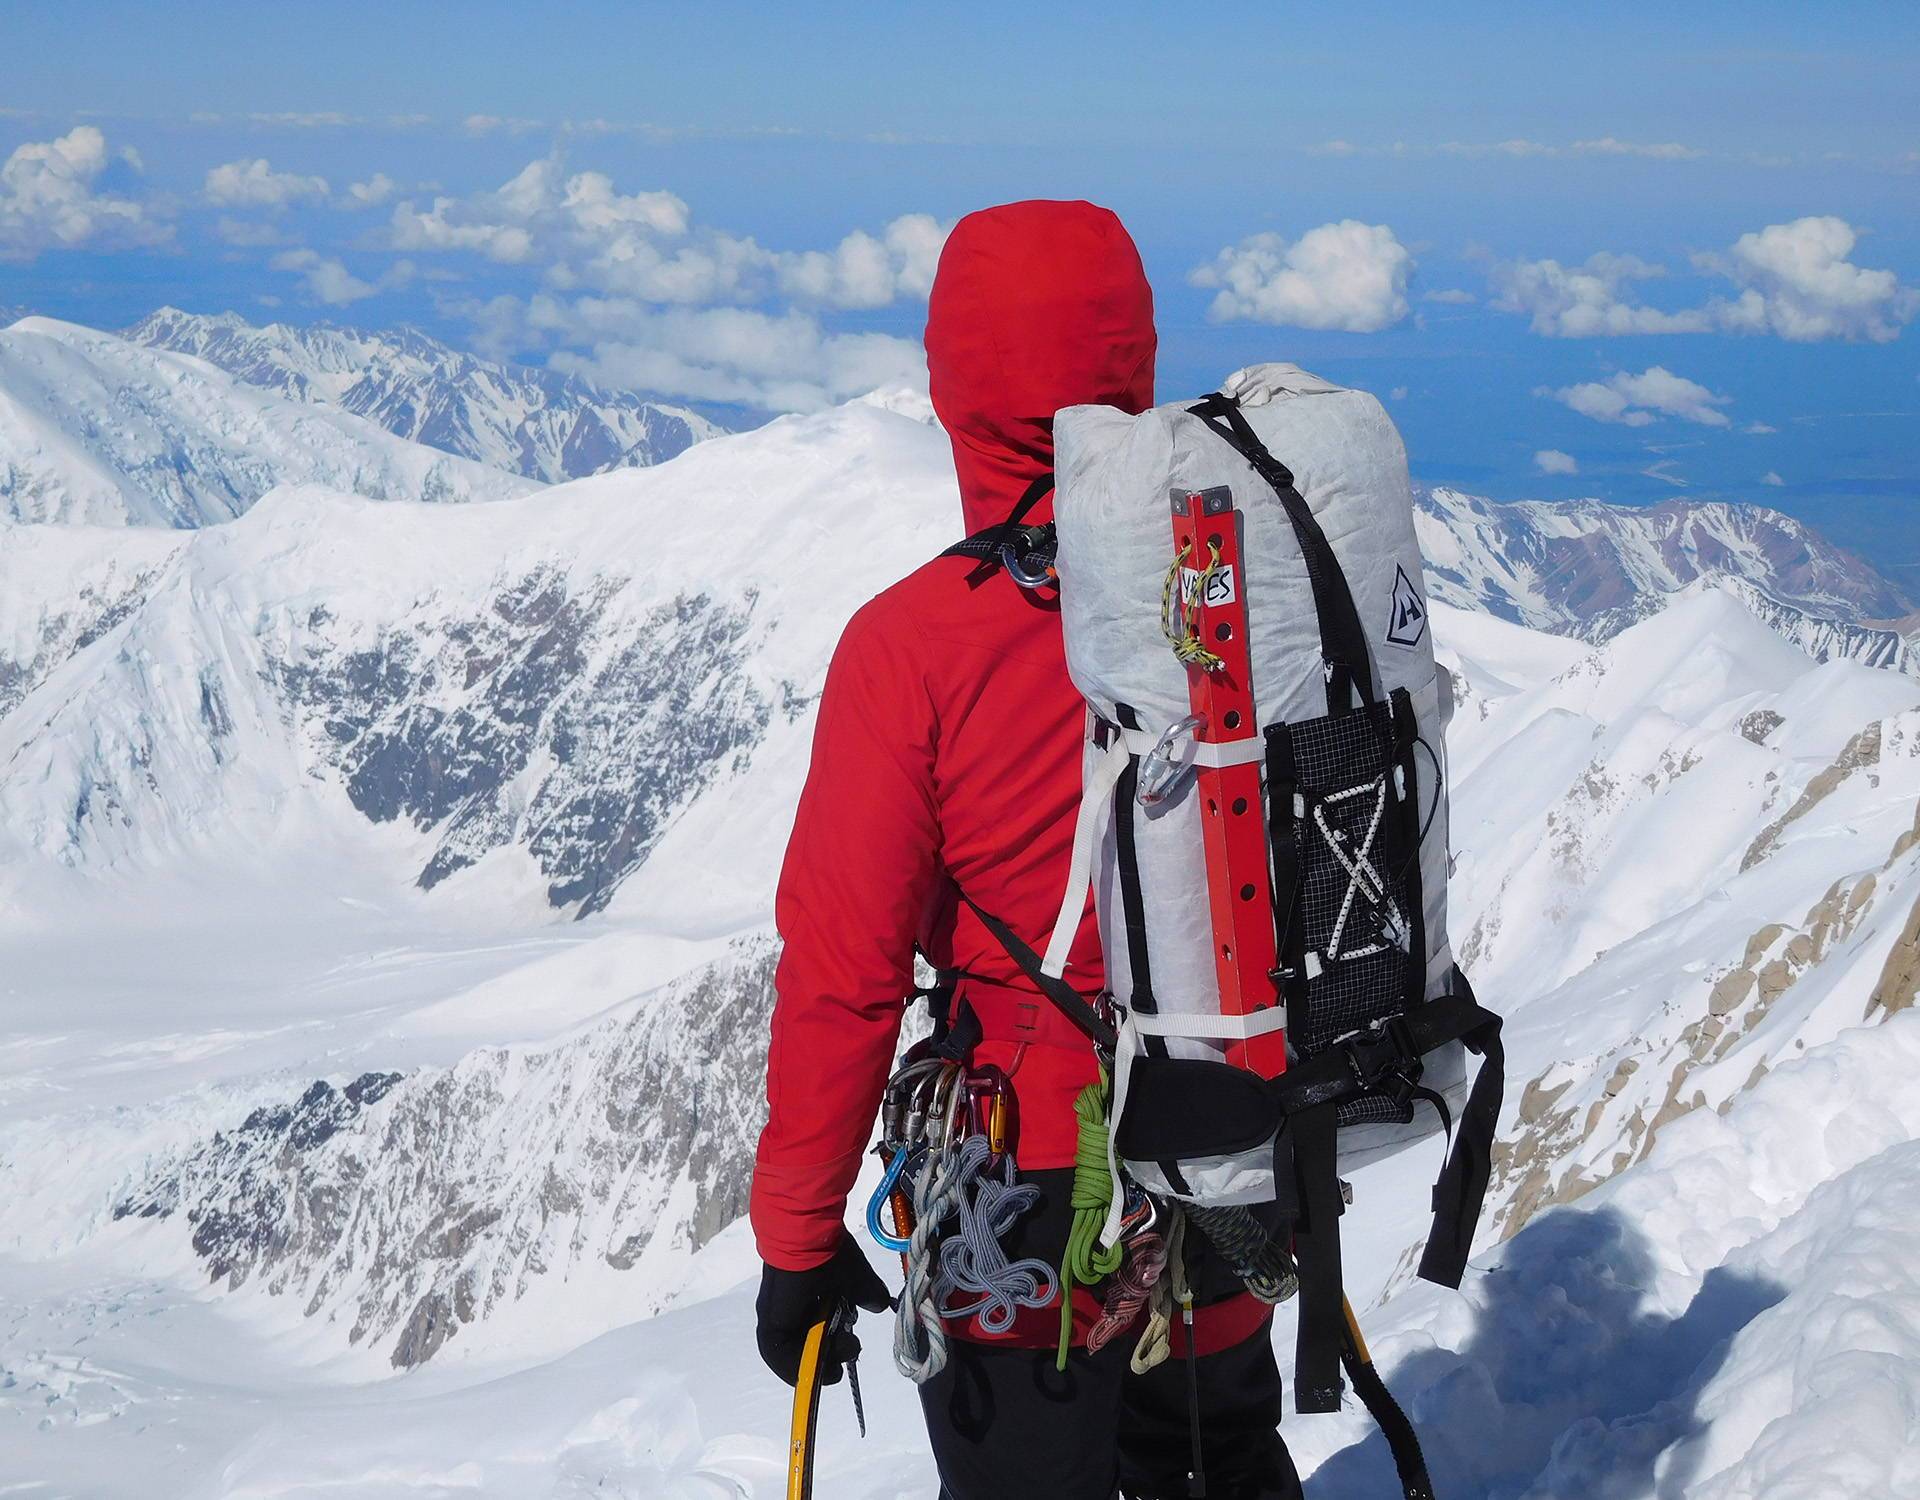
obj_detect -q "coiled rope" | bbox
[932,1135,1058,1335]
[1057,1074,1128,1369]
[1186,1202,1300,1305]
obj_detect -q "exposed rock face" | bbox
[265,572,772,912]
[115,937,779,1367]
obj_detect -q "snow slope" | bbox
[3,390,1918,1494]
[127,307,724,483]
[0,316,539,526]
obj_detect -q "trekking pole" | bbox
[1338,1295,1435,1500]
[786,1300,866,1500]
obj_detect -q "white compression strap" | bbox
[1040,736,1130,978]
[1130,1006,1290,1041]
[1114,725,1265,769]
[1099,1011,1143,1250]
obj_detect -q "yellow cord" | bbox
[1160,536,1226,672]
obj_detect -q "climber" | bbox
[750,199,1304,1500]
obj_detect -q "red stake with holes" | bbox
[1169,486,1287,1079]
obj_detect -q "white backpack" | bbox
[987,371,1505,1418]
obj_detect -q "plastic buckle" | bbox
[1343,1014,1420,1094]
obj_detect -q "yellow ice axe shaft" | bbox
[785,1316,831,1500]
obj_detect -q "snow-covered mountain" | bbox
[0,398,952,915]
[1418,484,1918,673]
[126,308,724,484]
[0,316,539,526]
[4,391,1919,1493]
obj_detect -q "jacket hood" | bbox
[925,200,1156,535]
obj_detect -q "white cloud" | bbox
[389,158,945,311]
[1700,215,1920,342]
[1389,386,1408,400]
[1423,287,1476,305]
[1191,221,1414,332]
[389,157,950,409]
[343,173,397,209]
[1441,139,1558,158]
[776,213,946,309]
[247,111,355,129]
[0,125,168,260]
[1544,366,1732,427]
[1760,470,1785,486]
[1744,420,1777,434]
[1492,253,1710,336]
[1495,216,1917,342]
[204,158,330,209]
[1534,448,1579,475]
[463,114,543,135]
[499,294,924,410]
[1572,138,1705,160]
[271,248,413,305]
[217,217,286,248]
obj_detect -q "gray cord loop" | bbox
[931,1136,1059,1334]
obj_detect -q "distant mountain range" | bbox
[125,308,723,484]
[0,316,538,526]
[1416,486,1918,674]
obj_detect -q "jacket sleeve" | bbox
[750,599,943,1270]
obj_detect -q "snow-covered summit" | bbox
[125,307,724,484]
[0,316,540,526]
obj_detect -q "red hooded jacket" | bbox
[750,201,1268,1354]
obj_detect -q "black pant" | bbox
[916,1168,1302,1500]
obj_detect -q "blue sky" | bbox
[3,2,1916,579]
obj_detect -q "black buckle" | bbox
[1343,1014,1422,1107]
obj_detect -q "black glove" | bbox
[755,1230,892,1387]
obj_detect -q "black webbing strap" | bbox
[958,892,1116,1053]
[1263,725,1303,991]
[1390,690,1429,1017]
[1417,977,1506,1289]
[1340,1324,1437,1500]
[1187,394,1376,713]
[942,472,1057,585]
[1289,1101,1346,1413]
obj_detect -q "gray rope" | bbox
[932,1136,1058,1335]
[1186,1203,1300,1305]
[893,1140,962,1384]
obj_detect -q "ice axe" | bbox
[785,1299,866,1500]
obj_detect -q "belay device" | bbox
[1011,367,1507,1494]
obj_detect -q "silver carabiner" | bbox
[1137,714,1206,807]
[999,540,1055,590]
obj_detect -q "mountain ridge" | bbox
[124,307,724,484]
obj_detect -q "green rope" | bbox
[1057,1070,1126,1370]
